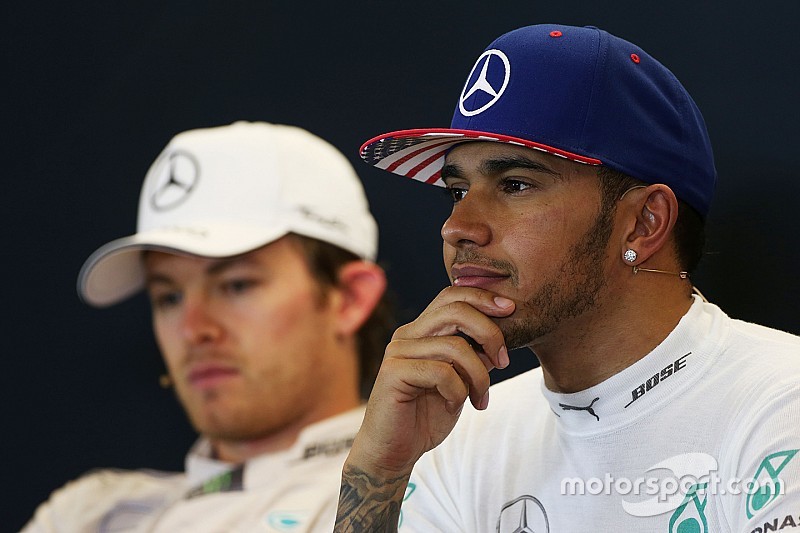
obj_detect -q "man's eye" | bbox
[446,186,468,203]
[501,179,534,193]
[151,291,181,310]
[222,279,257,295]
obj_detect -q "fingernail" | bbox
[498,345,510,369]
[494,296,514,308]
[479,390,490,410]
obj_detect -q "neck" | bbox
[211,424,305,464]
[532,273,694,394]
[210,399,360,464]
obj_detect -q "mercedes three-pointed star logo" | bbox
[459,49,511,117]
[497,495,550,533]
[149,150,200,212]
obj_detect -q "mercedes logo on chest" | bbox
[497,495,549,533]
[459,49,511,117]
[149,150,200,211]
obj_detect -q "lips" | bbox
[186,361,240,389]
[451,264,510,288]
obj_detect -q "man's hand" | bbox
[335,286,514,532]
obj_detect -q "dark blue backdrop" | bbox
[5,1,798,530]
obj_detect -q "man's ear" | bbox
[332,261,387,336]
[618,184,679,265]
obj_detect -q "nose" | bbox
[180,294,223,345]
[441,190,492,249]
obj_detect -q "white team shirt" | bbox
[400,298,800,532]
[23,406,365,533]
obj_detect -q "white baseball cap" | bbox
[78,121,378,307]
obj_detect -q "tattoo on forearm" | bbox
[334,465,409,532]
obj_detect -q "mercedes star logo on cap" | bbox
[459,49,510,117]
[150,150,200,212]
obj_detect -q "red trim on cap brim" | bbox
[360,128,603,166]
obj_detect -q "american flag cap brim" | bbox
[359,128,603,186]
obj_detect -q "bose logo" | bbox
[625,352,691,408]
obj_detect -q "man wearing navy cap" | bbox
[335,25,800,531]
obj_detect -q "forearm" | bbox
[334,463,411,532]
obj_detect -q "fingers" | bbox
[393,286,514,370]
[386,336,493,410]
[346,286,511,477]
[422,286,516,321]
[386,357,471,407]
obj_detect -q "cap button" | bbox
[549,30,562,38]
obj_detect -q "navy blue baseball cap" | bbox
[360,24,717,216]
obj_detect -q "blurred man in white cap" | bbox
[23,121,392,532]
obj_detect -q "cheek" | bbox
[497,209,555,252]
[497,207,574,281]
[151,315,182,370]
[240,289,325,348]
[238,296,332,389]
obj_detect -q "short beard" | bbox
[501,198,617,349]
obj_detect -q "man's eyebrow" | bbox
[481,155,561,178]
[144,272,173,286]
[206,255,258,276]
[143,255,259,285]
[440,154,561,182]
[440,162,463,181]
